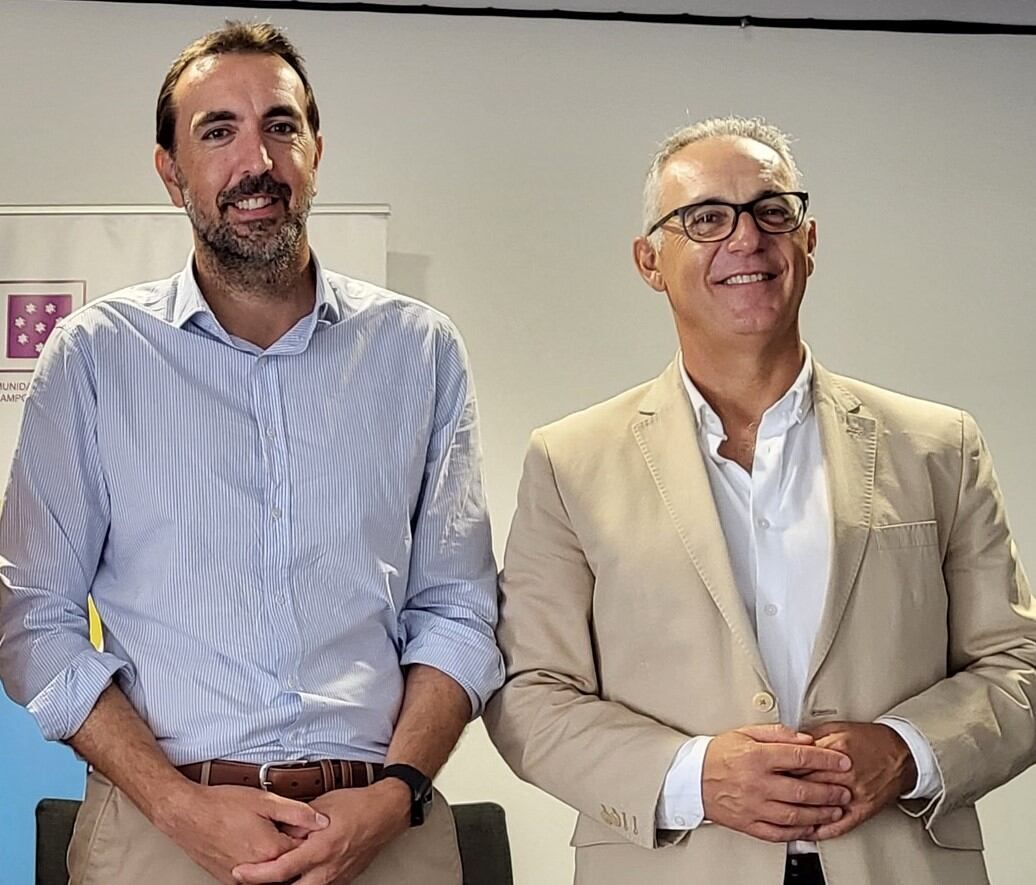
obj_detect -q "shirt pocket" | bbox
[871,520,939,550]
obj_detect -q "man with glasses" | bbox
[0,22,501,885]
[485,116,1035,885]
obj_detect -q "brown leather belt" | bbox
[178,759,384,802]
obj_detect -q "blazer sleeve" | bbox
[885,410,1036,825]
[483,430,689,850]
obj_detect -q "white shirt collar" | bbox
[679,345,815,452]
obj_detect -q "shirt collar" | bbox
[169,250,342,333]
[311,252,341,325]
[169,254,209,329]
[680,345,815,448]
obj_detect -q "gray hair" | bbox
[642,116,803,250]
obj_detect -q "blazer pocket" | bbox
[872,520,939,550]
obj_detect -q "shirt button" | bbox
[752,691,776,712]
[756,517,771,529]
[675,815,686,827]
[271,507,282,521]
[265,427,276,439]
[764,603,779,617]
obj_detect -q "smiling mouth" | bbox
[720,272,776,285]
[231,196,278,212]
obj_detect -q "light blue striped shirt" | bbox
[0,255,503,766]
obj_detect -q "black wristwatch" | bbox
[376,763,433,827]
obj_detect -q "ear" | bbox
[154,145,185,209]
[805,218,818,277]
[633,236,667,293]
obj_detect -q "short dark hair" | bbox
[156,21,321,153]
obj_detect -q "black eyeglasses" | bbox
[647,191,809,243]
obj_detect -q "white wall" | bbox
[3,1,1035,881]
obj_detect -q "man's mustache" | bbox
[218,174,291,209]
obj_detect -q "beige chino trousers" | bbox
[67,771,463,885]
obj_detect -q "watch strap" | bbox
[376,763,433,827]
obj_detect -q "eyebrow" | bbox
[264,104,303,123]
[687,188,786,206]
[192,110,237,132]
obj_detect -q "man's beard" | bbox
[179,170,315,292]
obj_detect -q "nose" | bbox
[725,208,764,253]
[236,128,273,178]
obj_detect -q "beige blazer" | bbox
[484,358,1036,885]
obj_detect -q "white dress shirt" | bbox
[655,349,942,847]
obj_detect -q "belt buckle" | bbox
[258,758,311,791]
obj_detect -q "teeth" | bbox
[234,196,274,211]
[723,273,770,285]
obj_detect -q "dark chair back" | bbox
[451,801,514,885]
[35,798,80,885]
[36,797,513,885]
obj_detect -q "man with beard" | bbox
[0,22,501,885]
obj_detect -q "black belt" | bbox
[784,853,825,885]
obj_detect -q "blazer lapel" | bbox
[632,358,770,684]
[806,363,877,690]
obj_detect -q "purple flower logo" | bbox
[6,294,73,358]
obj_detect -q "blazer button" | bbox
[752,691,776,713]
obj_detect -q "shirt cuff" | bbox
[655,735,714,830]
[27,648,131,742]
[399,626,504,720]
[876,716,943,800]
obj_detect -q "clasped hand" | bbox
[159,779,411,885]
[701,722,914,843]
[232,779,412,885]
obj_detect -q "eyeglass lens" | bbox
[683,194,805,241]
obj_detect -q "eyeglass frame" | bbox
[645,190,810,243]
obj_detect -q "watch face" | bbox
[414,788,432,826]
[414,776,432,825]
[379,764,432,827]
